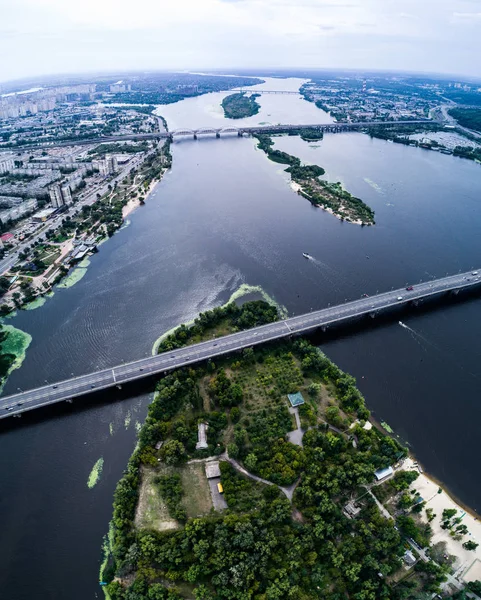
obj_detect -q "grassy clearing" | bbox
[180,462,213,518]
[135,467,179,532]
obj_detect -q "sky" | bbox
[1,0,481,83]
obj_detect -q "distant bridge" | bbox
[1,268,480,420]
[231,89,301,95]
[7,120,430,149]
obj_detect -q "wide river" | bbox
[2,77,481,599]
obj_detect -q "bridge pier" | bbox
[216,132,220,139]
[66,399,73,404]
[193,134,197,140]
[238,131,243,137]
[369,312,377,318]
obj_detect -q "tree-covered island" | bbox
[222,93,261,119]
[100,300,476,600]
[254,135,375,225]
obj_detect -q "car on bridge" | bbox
[406,286,414,291]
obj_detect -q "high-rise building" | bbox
[49,184,72,208]
[107,155,118,173]
[0,156,14,174]
[60,185,72,204]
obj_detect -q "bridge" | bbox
[5,120,429,149]
[1,268,480,420]
[231,89,301,95]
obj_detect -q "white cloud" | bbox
[0,0,480,81]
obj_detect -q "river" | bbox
[1,77,481,599]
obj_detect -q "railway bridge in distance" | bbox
[1,268,480,420]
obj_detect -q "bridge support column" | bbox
[193,134,197,140]
[369,312,376,319]
[216,132,220,139]
[66,399,73,404]
[116,384,122,390]
[238,131,243,137]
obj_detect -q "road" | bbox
[1,267,480,419]
[0,147,159,277]
[1,120,430,150]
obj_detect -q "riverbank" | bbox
[407,460,481,583]
[255,133,375,225]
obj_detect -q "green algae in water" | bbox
[152,283,287,355]
[124,410,131,429]
[0,324,32,393]
[109,422,114,436]
[57,267,88,289]
[87,457,104,489]
[24,296,47,310]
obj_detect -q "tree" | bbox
[160,440,186,465]
[244,453,258,472]
[463,540,478,551]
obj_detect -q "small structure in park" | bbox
[287,392,305,408]
[403,550,416,567]
[343,501,361,519]
[374,466,394,482]
[205,461,221,479]
[196,422,209,450]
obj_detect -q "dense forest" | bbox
[449,108,481,133]
[100,300,469,600]
[221,93,261,119]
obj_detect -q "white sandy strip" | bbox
[405,457,481,582]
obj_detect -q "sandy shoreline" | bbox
[289,180,364,226]
[401,457,481,583]
[122,178,160,218]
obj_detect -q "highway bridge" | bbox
[1,268,480,420]
[4,120,429,150]
[231,89,301,94]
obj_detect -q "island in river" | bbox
[255,134,375,225]
[221,92,261,119]
[101,300,479,600]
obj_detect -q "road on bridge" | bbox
[1,268,480,420]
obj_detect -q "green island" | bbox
[255,134,375,225]
[100,300,479,600]
[221,93,261,119]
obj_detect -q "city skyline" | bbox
[1,0,481,83]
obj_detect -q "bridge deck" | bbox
[1,269,480,419]
[5,120,430,150]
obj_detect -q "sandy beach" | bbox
[404,457,481,583]
[122,178,160,218]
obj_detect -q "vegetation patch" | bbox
[57,266,88,289]
[0,324,32,391]
[87,457,104,489]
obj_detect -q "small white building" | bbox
[196,422,208,450]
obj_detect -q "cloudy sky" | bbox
[1,0,480,83]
